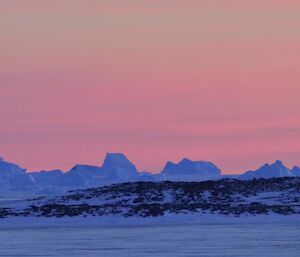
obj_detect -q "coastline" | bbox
[1,213,299,229]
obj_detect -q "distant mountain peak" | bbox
[38,169,63,175]
[67,164,101,175]
[72,164,97,170]
[240,160,292,180]
[270,160,290,173]
[179,157,192,164]
[104,153,130,164]
[102,153,138,179]
[0,152,299,197]
[273,160,284,166]
[161,158,221,181]
[0,158,26,175]
[292,166,300,176]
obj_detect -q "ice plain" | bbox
[0,222,299,257]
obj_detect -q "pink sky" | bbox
[0,1,300,173]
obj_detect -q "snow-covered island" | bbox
[1,177,300,219]
[0,153,299,224]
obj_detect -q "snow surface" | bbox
[1,222,300,257]
[0,212,299,229]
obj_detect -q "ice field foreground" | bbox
[0,177,299,223]
[0,223,299,257]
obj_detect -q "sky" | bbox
[0,1,300,174]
